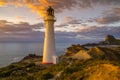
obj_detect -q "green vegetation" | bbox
[0,59,119,80]
[0,61,68,80]
[57,59,120,80]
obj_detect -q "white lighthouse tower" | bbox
[42,6,57,64]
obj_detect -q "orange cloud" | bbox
[0,0,120,18]
[16,16,23,19]
[0,0,8,7]
[0,0,51,17]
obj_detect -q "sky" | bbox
[0,0,120,44]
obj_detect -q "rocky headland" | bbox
[82,35,120,46]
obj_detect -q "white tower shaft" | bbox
[43,18,56,63]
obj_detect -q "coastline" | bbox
[0,44,120,80]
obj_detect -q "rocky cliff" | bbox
[83,35,120,46]
[99,35,120,45]
[64,44,120,62]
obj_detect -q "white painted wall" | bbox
[42,16,56,63]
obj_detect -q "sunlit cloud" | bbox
[0,0,120,17]
[16,15,24,19]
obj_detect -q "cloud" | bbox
[76,26,120,38]
[63,17,81,24]
[0,0,120,17]
[0,20,11,25]
[31,23,44,29]
[54,25,120,43]
[0,22,31,32]
[55,24,68,28]
[55,16,81,28]
[95,14,120,24]
[0,20,44,41]
[0,20,44,32]
[16,16,24,19]
[113,8,120,16]
[0,20,8,23]
[0,19,119,43]
[93,6,120,24]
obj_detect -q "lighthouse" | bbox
[42,6,57,64]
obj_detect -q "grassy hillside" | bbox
[0,59,119,80]
[57,60,120,80]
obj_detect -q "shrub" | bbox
[39,72,54,80]
[27,76,36,80]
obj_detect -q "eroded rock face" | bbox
[105,35,116,43]
[97,35,120,45]
[72,50,91,60]
[66,44,88,55]
[64,44,120,61]
[88,46,120,61]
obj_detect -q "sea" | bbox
[0,42,72,68]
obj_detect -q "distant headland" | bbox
[82,35,120,46]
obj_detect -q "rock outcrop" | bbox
[64,44,120,61]
[66,44,88,55]
[72,50,91,60]
[99,35,120,45]
[88,46,120,61]
[105,35,116,42]
[83,35,120,46]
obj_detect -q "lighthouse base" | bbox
[42,62,53,64]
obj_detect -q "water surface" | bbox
[0,42,70,68]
